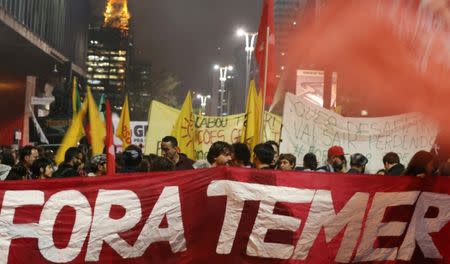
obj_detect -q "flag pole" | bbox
[259,26,270,143]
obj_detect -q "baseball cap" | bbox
[91,154,106,165]
[328,146,345,157]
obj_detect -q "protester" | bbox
[231,143,252,168]
[142,154,159,171]
[277,153,296,171]
[118,145,144,173]
[253,143,275,170]
[76,150,88,177]
[150,157,175,172]
[160,136,194,170]
[297,153,318,171]
[18,145,39,179]
[0,149,16,167]
[404,150,435,178]
[438,162,450,176]
[347,153,368,174]
[266,140,280,169]
[207,141,232,167]
[382,152,405,176]
[31,158,54,179]
[53,147,82,178]
[5,164,28,181]
[317,146,347,173]
[0,163,11,180]
[88,154,107,176]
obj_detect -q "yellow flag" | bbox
[116,95,132,149]
[55,99,88,165]
[87,88,106,155]
[171,91,195,160]
[241,80,262,157]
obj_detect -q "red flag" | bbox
[105,99,116,175]
[255,0,277,106]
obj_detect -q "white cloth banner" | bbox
[280,93,439,173]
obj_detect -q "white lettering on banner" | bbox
[398,192,450,260]
[354,191,420,262]
[131,186,186,257]
[38,191,92,263]
[207,180,315,259]
[86,187,186,259]
[0,188,186,263]
[0,187,450,263]
[0,191,44,264]
[86,190,142,261]
[293,191,369,263]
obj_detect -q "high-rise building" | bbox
[86,27,130,109]
[86,0,132,110]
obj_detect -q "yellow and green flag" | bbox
[72,77,82,120]
[86,88,106,156]
[55,99,88,165]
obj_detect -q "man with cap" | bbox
[89,154,107,176]
[347,153,369,174]
[317,146,347,173]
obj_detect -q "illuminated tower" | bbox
[86,0,132,110]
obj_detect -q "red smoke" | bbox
[285,0,450,123]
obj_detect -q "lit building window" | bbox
[112,56,126,61]
[88,55,99,61]
[93,74,108,79]
[88,79,101,85]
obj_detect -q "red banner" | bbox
[1,168,450,263]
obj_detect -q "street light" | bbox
[196,94,211,116]
[236,28,257,99]
[214,64,233,116]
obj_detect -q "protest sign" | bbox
[280,93,439,172]
[144,101,282,159]
[1,168,450,263]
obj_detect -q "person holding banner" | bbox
[404,150,436,178]
[317,146,347,173]
[347,153,369,174]
[160,136,194,170]
[207,141,232,167]
[231,143,252,168]
[30,158,54,179]
[18,145,39,179]
[277,153,296,171]
[53,147,82,178]
[383,152,405,176]
[253,143,275,170]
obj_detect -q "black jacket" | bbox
[386,164,405,176]
[347,168,363,174]
[53,164,79,178]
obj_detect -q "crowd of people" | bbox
[1,135,450,180]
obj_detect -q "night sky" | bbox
[93,0,263,97]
